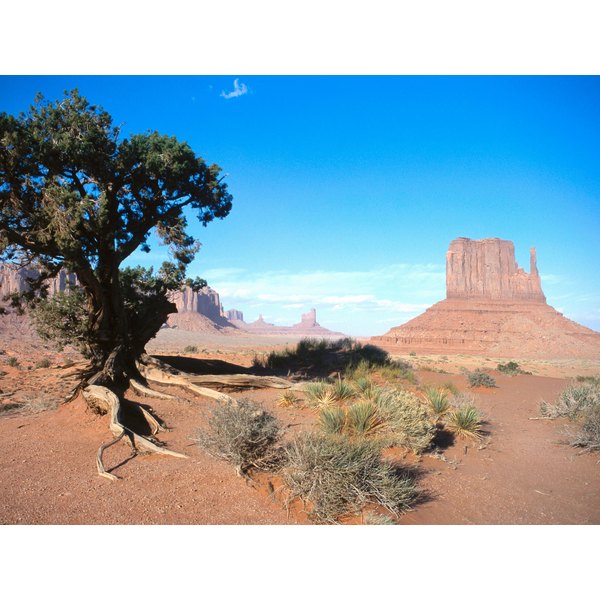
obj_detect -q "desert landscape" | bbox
[1,237,598,525]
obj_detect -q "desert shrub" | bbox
[374,389,436,453]
[345,358,415,385]
[540,380,600,452]
[6,357,19,368]
[0,370,7,377]
[423,386,450,417]
[34,358,51,369]
[319,406,346,435]
[259,337,391,374]
[277,390,300,407]
[346,402,382,437]
[282,433,419,523]
[540,382,600,419]
[363,512,397,525]
[194,398,282,475]
[575,374,600,385]
[446,403,484,440]
[569,404,600,452]
[497,361,531,376]
[466,369,497,388]
[183,345,198,353]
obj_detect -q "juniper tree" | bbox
[0,89,232,385]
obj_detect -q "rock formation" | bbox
[166,285,236,331]
[232,308,345,337]
[225,309,244,322]
[446,238,545,302]
[0,263,77,301]
[372,237,600,359]
[0,263,236,334]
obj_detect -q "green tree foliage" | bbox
[0,90,231,382]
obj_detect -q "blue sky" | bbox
[1,76,599,335]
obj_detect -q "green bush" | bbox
[6,357,19,368]
[34,358,52,369]
[282,433,419,523]
[259,337,391,373]
[466,369,497,388]
[183,345,198,353]
[194,399,282,475]
[497,361,531,376]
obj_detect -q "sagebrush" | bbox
[194,399,282,475]
[282,433,419,523]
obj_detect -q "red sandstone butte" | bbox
[372,237,600,359]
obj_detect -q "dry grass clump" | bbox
[277,390,300,407]
[194,398,282,475]
[570,404,600,452]
[540,382,600,419]
[363,512,397,525]
[540,380,600,452]
[282,433,419,523]
[0,393,60,415]
[374,389,437,453]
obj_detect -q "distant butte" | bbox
[230,308,345,337]
[371,237,600,359]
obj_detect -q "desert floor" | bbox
[0,328,598,525]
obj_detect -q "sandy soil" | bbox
[0,330,599,525]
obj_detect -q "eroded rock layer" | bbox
[372,238,600,359]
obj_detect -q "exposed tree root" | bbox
[83,384,187,481]
[137,356,237,402]
[136,354,307,400]
[129,378,176,400]
[187,373,297,389]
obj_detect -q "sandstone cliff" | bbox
[0,264,77,302]
[372,237,600,359]
[446,237,545,302]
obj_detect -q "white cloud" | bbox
[199,262,443,329]
[220,78,249,99]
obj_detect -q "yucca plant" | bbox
[332,378,355,402]
[424,387,450,417]
[304,380,336,408]
[277,390,300,407]
[346,402,382,436]
[446,404,484,440]
[353,376,373,394]
[319,406,346,435]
